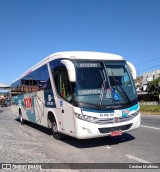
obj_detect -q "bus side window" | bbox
[59,69,72,101]
[53,68,72,102]
[53,70,60,94]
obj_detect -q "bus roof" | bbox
[51,51,124,60]
[12,51,124,83]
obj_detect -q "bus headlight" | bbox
[75,113,98,123]
[131,109,140,117]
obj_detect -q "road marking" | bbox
[140,125,160,130]
[126,155,150,163]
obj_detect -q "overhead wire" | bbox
[136,57,160,67]
[135,57,160,76]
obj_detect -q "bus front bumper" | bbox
[74,113,141,139]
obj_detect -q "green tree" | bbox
[147,77,160,95]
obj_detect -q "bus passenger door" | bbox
[53,67,76,136]
[60,100,75,137]
[59,69,75,136]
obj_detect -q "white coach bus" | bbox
[11,51,140,139]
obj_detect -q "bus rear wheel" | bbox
[52,118,64,140]
[19,110,24,125]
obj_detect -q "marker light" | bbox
[130,109,140,117]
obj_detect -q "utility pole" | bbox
[158,82,160,105]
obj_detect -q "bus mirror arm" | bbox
[61,60,76,82]
[126,61,136,80]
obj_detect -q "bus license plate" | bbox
[111,131,122,137]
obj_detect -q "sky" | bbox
[0,0,160,85]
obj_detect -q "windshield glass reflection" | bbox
[73,61,137,109]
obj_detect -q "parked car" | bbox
[136,87,142,92]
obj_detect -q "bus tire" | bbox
[51,118,64,140]
[19,109,25,125]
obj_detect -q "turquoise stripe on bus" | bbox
[122,103,139,117]
[82,103,139,117]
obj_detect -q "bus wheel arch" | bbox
[47,111,64,140]
[19,108,24,125]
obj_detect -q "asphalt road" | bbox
[0,107,160,172]
[141,114,160,128]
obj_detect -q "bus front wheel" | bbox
[52,118,64,140]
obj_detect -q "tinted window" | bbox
[52,66,72,102]
[11,64,51,95]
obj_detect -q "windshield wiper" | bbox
[98,70,107,107]
[110,70,131,105]
[98,63,114,108]
[118,85,131,105]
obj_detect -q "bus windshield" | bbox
[73,61,138,110]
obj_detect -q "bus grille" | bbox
[95,115,134,125]
[98,123,132,134]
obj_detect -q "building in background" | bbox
[0,83,11,89]
[0,83,11,106]
[142,69,160,91]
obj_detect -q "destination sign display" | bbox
[77,62,101,68]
